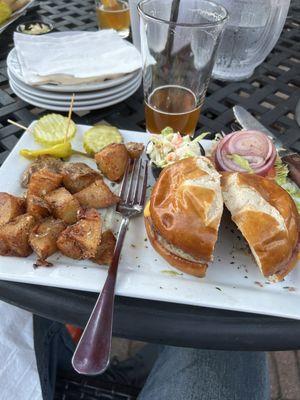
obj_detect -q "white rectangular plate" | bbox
[0,124,299,320]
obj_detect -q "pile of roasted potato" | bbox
[0,140,144,266]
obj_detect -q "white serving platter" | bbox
[0,124,299,320]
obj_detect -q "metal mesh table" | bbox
[0,0,299,353]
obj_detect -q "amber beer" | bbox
[145,85,202,135]
[96,0,130,38]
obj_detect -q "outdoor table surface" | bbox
[0,0,299,351]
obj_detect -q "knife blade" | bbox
[233,105,300,187]
[233,106,287,150]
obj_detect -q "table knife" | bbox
[233,106,300,187]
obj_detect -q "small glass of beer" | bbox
[95,0,130,38]
[138,0,228,135]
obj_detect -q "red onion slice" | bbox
[215,130,276,176]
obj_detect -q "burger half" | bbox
[222,172,300,282]
[144,156,223,277]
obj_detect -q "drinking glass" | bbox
[138,0,228,135]
[95,0,131,38]
[212,0,290,81]
[129,0,141,50]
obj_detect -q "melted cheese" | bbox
[144,201,150,217]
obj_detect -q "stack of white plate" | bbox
[7,48,142,112]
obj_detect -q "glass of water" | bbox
[138,0,228,135]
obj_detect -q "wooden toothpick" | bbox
[7,119,27,131]
[65,93,75,143]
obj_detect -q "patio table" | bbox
[0,0,299,351]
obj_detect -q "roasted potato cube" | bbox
[125,142,145,160]
[45,187,80,224]
[27,167,63,197]
[57,208,101,259]
[61,162,102,193]
[93,230,116,266]
[95,143,129,182]
[27,195,51,220]
[74,179,119,209]
[0,214,35,257]
[29,217,66,260]
[26,167,63,219]
[21,156,63,188]
[0,192,26,226]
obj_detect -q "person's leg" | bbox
[33,316,159,399]
[138,346,269,400]
[33,315,75,400]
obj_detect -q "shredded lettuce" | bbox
[274,157,289,186]
[161,270,183,276]
[192,132,210,143]
[282,181,300,213]
[227,154,253,173]
[275,157,300,213]
[161,127,174,135]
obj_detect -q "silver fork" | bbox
[72,158,148,376]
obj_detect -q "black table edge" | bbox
[1,280,300,351]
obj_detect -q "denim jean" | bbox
[33,315,270,400]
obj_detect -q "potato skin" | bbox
[26,195,51,220]
[0,214,36,257]
[29,217,66,260]
[62,162,101,194]
[0,192,26,227]
[45,187,81,224]
[92,230,116,266]
[125,142,144,160]
[57,208,102,260]
[74,179,119,209]
[27,167,63,197]
[21,156,63,188]
[95,143,129,182]
[26,168,63,219]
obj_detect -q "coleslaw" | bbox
[146,127,208,168]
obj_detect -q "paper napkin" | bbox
[0,301,42,400]
[14,30,142,86]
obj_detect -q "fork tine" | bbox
[125,158,138,204]
[139,160,148,206]
[118,160,131,201]
[133,158,143,204]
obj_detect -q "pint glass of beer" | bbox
[138,0,228,134]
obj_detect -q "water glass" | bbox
[138,0,228,135]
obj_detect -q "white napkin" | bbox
[14,30,142,86]
[0,301,42,400]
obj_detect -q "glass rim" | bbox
[137,0,228,28]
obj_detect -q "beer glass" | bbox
[96,0,130,38]
[138,0,228,134]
